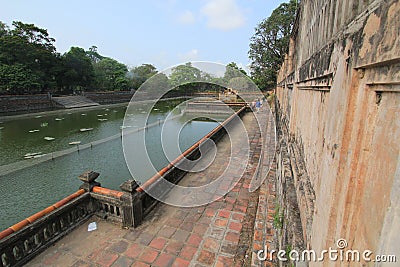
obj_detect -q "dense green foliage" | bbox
[0,20,255,95]
[0,21,59,94]
[248,0,298,90]
[0,21,137,94]
[168,62,250,94]
[129,64,158,90]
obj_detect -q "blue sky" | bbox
[1,0,286,72]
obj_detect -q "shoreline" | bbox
[0,96,188,122]
[0,102,128,122]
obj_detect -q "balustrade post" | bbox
[78,170,101,192]
[120,180,142,228]
[78,170,101,214]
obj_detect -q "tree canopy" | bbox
[60,47,94,92]
[0,19,267,95]
[0,21,133,94]
[130,64,158,90]
[0,21,59,93]
[248,0,298,90]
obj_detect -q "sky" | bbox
[0,0,287,72]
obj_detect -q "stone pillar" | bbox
[78,170,101,192]
[120,180,142,228]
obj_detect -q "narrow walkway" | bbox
[29,110,274,267]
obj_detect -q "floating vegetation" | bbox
[33,154,46,158]
[40,122,48,127]
[120,125,132,129]
[24,152,42,157]
[69,141,81,145]
[80,128,93,132]
[24,153,46,159]
[28,129,40,133]
[44,136,55,141]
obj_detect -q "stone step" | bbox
[52,96,100,109]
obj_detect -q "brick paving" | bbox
[29,110,276,267]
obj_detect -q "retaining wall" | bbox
[275,0,400,265]
[0,95,54,114]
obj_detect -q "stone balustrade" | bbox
[0,190,91,267]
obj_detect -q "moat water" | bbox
[0,100,221,230]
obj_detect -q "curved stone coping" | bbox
[92,186,124,199]
[0,189,86,240]
[137,106,246,193]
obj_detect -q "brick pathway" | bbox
[29,110,276,267]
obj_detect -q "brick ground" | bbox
[251,112,277,267]
[29,110,276,267]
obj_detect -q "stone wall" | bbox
[84,91,134,104]
[275,0,399,265]
[0,94,54,114]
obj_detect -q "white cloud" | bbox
[178,10,195,25]
[201,0,245,31]
[178,49,199,62]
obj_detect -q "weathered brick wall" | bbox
[274,101,309,266]
[0,94,54,114]
[84,91,134,104]
[275,0,399,265]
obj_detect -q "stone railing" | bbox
[0,189,92,267]
[0,106,247,266]
[131,106,247,225]
[0,170,133,267]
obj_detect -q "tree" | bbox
[0,63,41,94]
[228,76,255,91]
[130,63,158,90]
[93,57,129,91]
[139,72,170,98]
[0,22,9,38]
[169,63,202,88]
[11,21,56,50]
[248,0,297,90]
[0,21,59,93]
[86,45,103,64]
[224,62,247,81]
[61,47,94,92]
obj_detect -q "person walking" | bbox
[255,99,261,112]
